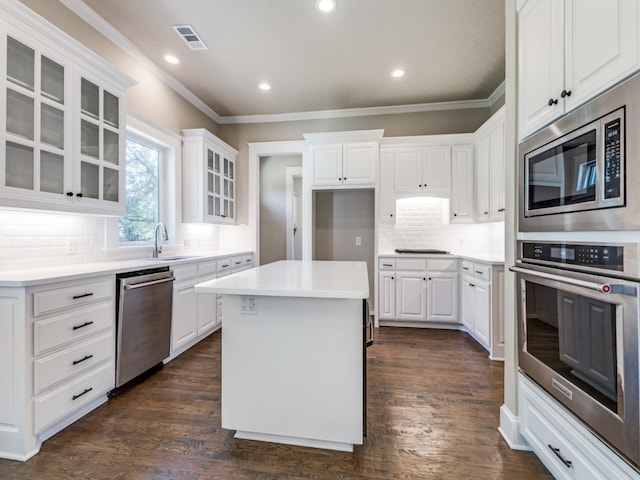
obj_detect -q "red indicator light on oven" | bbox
[602,284,611,293]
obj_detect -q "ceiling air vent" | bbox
[172,25,208,50]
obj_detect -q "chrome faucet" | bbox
[153,223,168,258]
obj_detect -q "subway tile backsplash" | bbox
[378,197,505,256]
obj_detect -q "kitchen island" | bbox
[194,260,370,452]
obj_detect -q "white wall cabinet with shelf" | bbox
[475,106,505,222]
[518,0,639,139]
[450,144,475,223]
[0,5,134,215]
[304,130,383,188]
[182,129,238,224]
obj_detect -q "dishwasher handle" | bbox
[123,276,175,290]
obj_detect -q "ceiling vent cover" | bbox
[172,25,208,50]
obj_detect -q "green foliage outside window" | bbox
[119,138,160,242]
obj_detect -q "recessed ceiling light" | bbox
[163,54,180,65]
[316,0,336,12]
[391,69,405,78]
[259,82,272,91]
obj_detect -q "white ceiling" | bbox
[70,0,505,122]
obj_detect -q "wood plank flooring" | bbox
[0,327,552,479]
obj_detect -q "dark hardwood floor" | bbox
[0,327,552,479]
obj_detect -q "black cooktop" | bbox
[395,249,450,254]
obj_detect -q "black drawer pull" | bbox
[469,283,475,288]
[235,261,242,265]
[475,270,483,275]
[72,387,93,401]
[72,354,94,365]
[72,292,94,300]
[382,263,393,267]
[222,264,230,268]
[72,321,94,331]
[548,444,572,468]
[462,267,470,270]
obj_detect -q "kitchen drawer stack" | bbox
[30,276,115,438]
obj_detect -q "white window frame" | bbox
[104,111,181,252]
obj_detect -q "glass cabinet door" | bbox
[222,156,235,219]
[3,35,68,197]
[206,148,222,217]
[78,75,122,203]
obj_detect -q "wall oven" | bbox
[513,240,640,466]
[519,71,640,232]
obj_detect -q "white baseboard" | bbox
[498,404,531,451]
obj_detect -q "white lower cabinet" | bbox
[170,253,255,360]
[378,256,458,326]
[0,274,115,461]
[460,259,504,359]
[519,373,639,480]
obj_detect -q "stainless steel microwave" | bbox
[519,72,640,232]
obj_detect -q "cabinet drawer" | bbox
[172,264,198,282]
[242,254,254,268]
[379,258,396,270]
[34,361,114,433]
[34,300,114,355]
[472,264,490,281]
[395,258,426,271]
[461,261,473,275]
[34,331,113,395]
[33,279,113,317]
[230,256,245,270]
[217,258,232,273]
[197,261,218,277]
[427,258,458,272]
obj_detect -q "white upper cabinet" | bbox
[378,147,396,221]
[475,106,505,222]
[182,129,238,224]
[304,130,383,189]
[518,0,639,139]
[0,6,133,215]
[450,144,475,223]
[394,145,451,196]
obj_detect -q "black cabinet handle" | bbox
[469,283,475,287]
[453,213,457,217]
[72,354,94,365]
[220,214,226,218]
[76,192,83,198]
[560,89,572,98]
[483,211,489,215]
[72,292,93,300]
[72,321,94,331]
[390,214,393,217]
[548,98,558,106]
[419,184,422,187]
[66,192,73,196]
[548,444,572,468]
[72,387,93,401]
[391,276,394,280]
[475,270,483,275]
[463,267,470,271]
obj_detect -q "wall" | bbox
[378,197,505,257]
[314,189,375,304]
[259,155,302,265]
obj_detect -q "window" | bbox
[119,135,161,242]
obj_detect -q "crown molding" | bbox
[59,0,504,127]
[59,0,222,123]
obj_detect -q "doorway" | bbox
[259,155,303,265]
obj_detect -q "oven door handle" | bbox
[509,266,637,296]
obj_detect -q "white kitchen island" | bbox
[194,260,370,452]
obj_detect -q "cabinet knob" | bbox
[484,211,489,215]
[548,98,558,106]
[66,192,73,196]
[390,214,393,217]
[338,178,342,181]
[343,177,347,181]
[391,276,394,280]
[221,214,226,218]
[560,89,572,98]
[423,277,426,281]
[76,192,83,198]
[419,184,422,188]
[453,213,457,217]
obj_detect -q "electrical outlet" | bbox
[355,236,362,246]
[65,238,78,255]
[240,296,257,315]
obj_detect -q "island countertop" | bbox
[194,260,369,299]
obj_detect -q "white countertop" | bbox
[0,250,253,287]
[195,260,369,299]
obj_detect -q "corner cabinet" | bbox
[518,0,640,139]
[182,129,238,224]
[0,7,134,215]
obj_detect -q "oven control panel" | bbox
[521,242,624,271]
[604,118,622,199]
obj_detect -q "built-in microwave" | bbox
[519,72,640,232]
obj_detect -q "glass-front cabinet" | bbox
[0,14,133,215]
[182,129,238,224]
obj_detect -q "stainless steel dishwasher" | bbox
[115,267,174,388]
